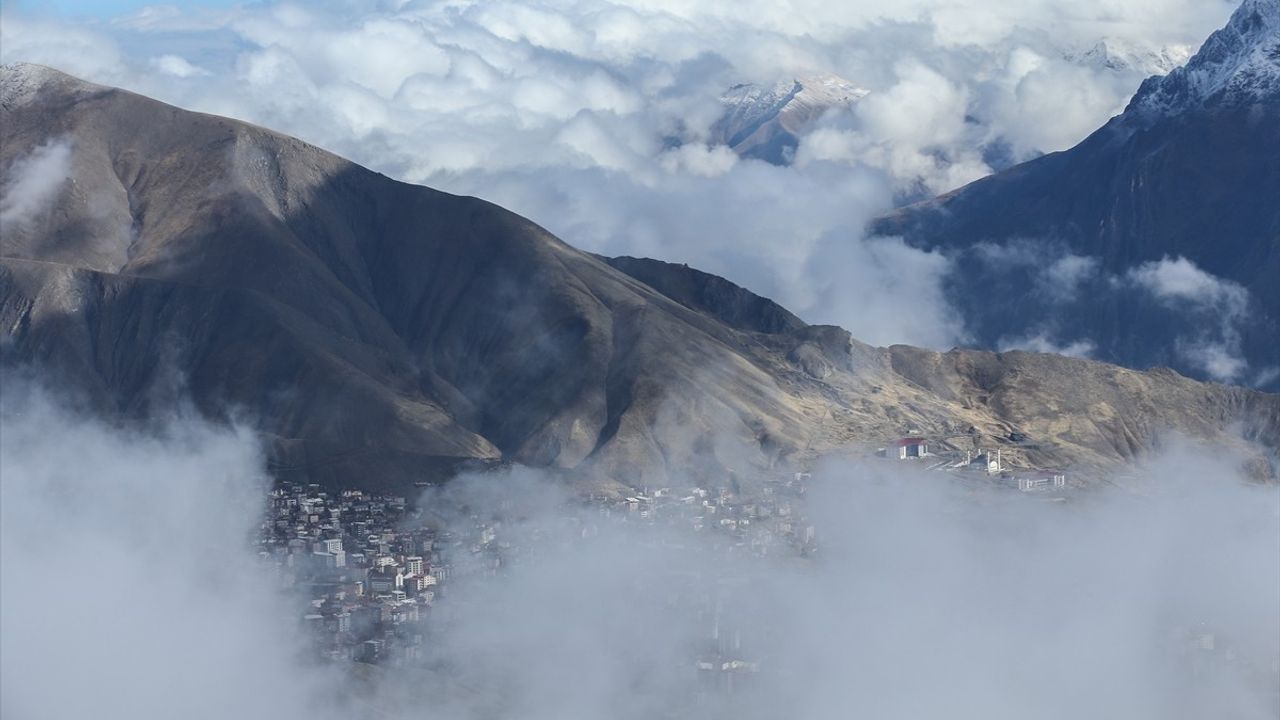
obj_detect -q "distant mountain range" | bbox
[1,9,1276,492]
[712,73,868,164]
[1065,38,1193,75]
[874,0,1280,391]
[710,38,1195,170]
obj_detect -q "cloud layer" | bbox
[0,381,347,720]
[3,380,1277,719]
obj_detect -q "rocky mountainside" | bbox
[1128,0,1280,115]
[2,64,1276,491]
[873,0,1280,390]
[711,73,867,165]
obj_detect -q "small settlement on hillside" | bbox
[875,435,1067,492]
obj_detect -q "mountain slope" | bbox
[2,63,1276,491]
[872,0,1280,389]
[712,73,867,165]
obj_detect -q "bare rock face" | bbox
[2,64,1276,491]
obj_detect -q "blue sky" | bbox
[10,0,242,18]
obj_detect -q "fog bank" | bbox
[2,381,1276,719]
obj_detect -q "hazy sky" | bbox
[11,0,243,18]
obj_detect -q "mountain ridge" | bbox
[1127,0,1280,117]
[872,0,1280,391]
[2,63,1276,491]
[712,73,867,165]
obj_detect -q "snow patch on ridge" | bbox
[1065,38,1193,76]
[0,63,100,111]
[714,73,869,162]
[1129,0,1280,116]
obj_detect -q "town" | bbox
[257,431,1078,672]
[257,465,818,682]
[256,430,1277,703]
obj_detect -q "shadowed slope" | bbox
[871,0,1280,388]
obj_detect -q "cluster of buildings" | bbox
[257,440,1063,672]
[258,484,461,665]
[597,475,817,557]
[259,474,815,671]
[259,433,1068,671]
[876,434,1068,492]
[256,459,1275,707]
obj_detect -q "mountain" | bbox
[1065,39,1192,75]
[873,0,1280,390]
[712,73,868,165]
[2,63,1276,492]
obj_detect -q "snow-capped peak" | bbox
[1,63,96,111]
[719,73,867,132]
[2,63,59,109]
[714,72,867,163]
[1129,0,1280,116]
[1066,39,1193,76]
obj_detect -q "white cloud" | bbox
[3,373,1277,719]
[149,53,210,78]
[793,59,996,196]
[805,233,960,348]
[1180,341,1249,382]
[0,381,345,720]
[0,14,126,83]
[999,333,1097,358]
[973,241,1101,302]
[1129,255,1250,307]
[1128,256,1253,382]
[980,45,1139,159]
[659,142,739,176]
[1044,253,1100,301]
[0,138,73,228]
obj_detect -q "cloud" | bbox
[0,378,350,720]
[979,45,1142,159]
[0,14,126,83]
[1127,255,1252,382]
[659,142,739,176]
[353,440,1280,719]
[149,53,210,78]
[0,138,73,228]
[1129,254,1250,307]
[973,241,1100,302]
[999,332,1097,358]
[805,232,960,347]
[947,244,1265,383]
[1044,252,1100,301]
[795,59,992,197]
[3,372,1277,718]
[774,449,1280,718]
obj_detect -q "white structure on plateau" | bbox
[963,449,1003,474]
[1015,472,1067,492]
